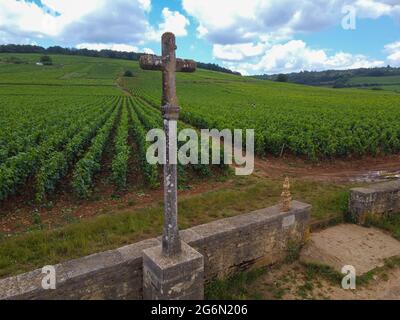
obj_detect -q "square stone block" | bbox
[143,241,204,300]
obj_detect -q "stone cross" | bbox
[139,32,196,257]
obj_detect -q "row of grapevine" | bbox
[0,95,102,163]
[0,96,116,201]
[127,98,159,188]
[71,99,121,198]
[35,97,120,201]
[131,96,193,183]
[112,98,131,189]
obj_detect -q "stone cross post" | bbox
[139,32,196,257]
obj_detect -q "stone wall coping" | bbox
[186,200,310,241]
[351,180,400,195]
[0,238,161,300]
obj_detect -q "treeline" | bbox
[0,44,241,76]
[196,62,241,76]
[0,44,142,60]
[253,66,400,87]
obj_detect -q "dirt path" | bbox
[248,262,400,300]
[254,154,400,183]
[116,77,133,96]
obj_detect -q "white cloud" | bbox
[137,0,152,12]
[222,40,384,75]
[143,48,155,54]
[182,0,400,44]
[182,0,397,74]
[0,0,60,39]
[76,43,139,52]
[0,0,150,45]
[213,43,267,61]
[76,43,157,54]
[40,0,101,18]
[59,0,150,44]
[354,0,395,19]
[159,8,190,37]
[385,41,400,66]
[147,8,190,40]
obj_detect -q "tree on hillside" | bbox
[276,74,288,82]
[40,55,53,65]
[123,70,134,77]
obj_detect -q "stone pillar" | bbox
[143,241,204,300]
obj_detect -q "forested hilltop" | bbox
[0,44,241,76]
[253,66,400,90]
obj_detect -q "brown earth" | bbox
[206,128,400,183]
[248,262,400,300]
[254,154,400,183]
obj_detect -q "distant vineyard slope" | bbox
[254,66,400,92]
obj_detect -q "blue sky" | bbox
[300,16,399,62]
[0,0,399,75]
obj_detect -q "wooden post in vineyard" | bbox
[140,33,204,300]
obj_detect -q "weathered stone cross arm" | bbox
[139,54,196,73]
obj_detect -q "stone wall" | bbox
[349,180,400,223]
[0,201,311,300]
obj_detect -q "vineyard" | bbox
[1,53,400,203]
[0,94,220,203]
[0,54,225,204]
[123,65,400,160]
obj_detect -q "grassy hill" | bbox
[0,53,128,87]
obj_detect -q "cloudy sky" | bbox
[0,0,399,75]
